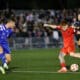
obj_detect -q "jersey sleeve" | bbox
[56,26,62,30]
[7,29,13,38]
[9,29,13,34]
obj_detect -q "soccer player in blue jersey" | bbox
[0,17,15,74]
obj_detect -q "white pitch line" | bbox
[13,71,55,74]
[12,70,80,74]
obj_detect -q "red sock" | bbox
[61,63,66,68]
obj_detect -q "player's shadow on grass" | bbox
[66,65,70,69]
[6,66,19,73]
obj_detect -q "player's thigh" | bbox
[68,46,75,53]
[5,53,11,62]
[60,47,68,55]
[0,45,3,54]
[68,46,75,56]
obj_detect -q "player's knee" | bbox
[58,53,62,60]
[6,58,11,63]
[0,46,3,54]
[6,55,11,63]
[58,53,65,60]
[58,54,61,59]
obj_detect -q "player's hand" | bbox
[77,31,80,34]
[71,25,76,29]
[43,24,49,27]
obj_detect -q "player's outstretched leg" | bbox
[5,54,11,64]
[0,46,9,70]
[0,53,9,70]
[70,52,80,58]
[58,52,68,72]
[4,54,11,70]
[0,53,8,71]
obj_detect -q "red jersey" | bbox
[57,26,75,53]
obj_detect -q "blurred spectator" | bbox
[52,29,60,47]
[0,8,80,38]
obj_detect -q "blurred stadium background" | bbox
[0,0,80,49]
[0,0,80,80]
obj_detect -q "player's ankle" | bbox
[62,67,67,69]
[61,63,66,68]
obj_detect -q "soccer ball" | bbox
[70,64,79,72]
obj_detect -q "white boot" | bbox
[0,66,5,74]
[3,63,9,70]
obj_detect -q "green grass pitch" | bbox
[0,48,80,80]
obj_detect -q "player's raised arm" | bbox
[43,23,57,29]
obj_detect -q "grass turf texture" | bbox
[0,48,80,80]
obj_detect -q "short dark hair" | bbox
[5,16,16,24]
[60,20,68,26]
[7,17,16,22]
[0,10,16,24]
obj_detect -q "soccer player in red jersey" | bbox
[44,20,80,72]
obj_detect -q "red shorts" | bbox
[61,45,75,55]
